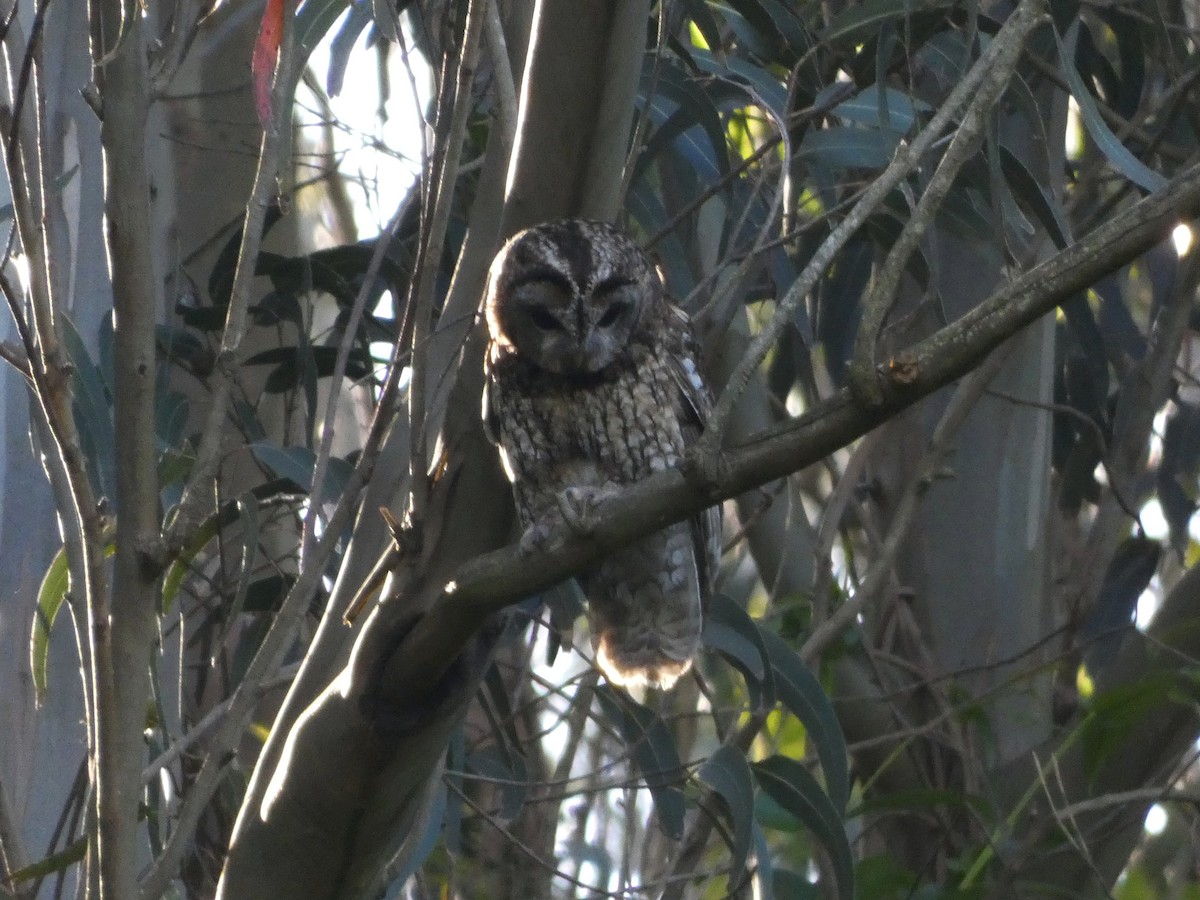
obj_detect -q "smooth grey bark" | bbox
[93,1,170,892]
[899,273,1058,760]
[853,38,1067,867]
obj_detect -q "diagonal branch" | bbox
[703,0,1049,443]
[849,0,1035,404]
[408,0,487,524]
[384,159,1200,700]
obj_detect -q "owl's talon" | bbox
[558,484,619,536]
[518,520,555,556]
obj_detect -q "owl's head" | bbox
[484,219,662,376]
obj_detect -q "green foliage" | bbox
[24,0,1200,893]
[1080,672,1182,782]
[754,754,854,899]
[698,744,755,882]
[593,685,688,840]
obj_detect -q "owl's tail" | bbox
[583,522,703,690]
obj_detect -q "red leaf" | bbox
[252,0,285,127]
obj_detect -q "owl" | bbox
[482,219,721,689]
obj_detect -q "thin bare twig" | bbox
[703,0,1049,446]
[984,387,1143,525]
[0,336,28,375]
[164,0,301,557]
[408,0,486,525]
[138,2,306,893]
[300,196,412,572]
[140,664,298,786]
[803,343,1018,663]
[851,1,1038,403]
[484,0,516,151]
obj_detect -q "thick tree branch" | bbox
[387,159,1200,699]
[215,4,649,896]
[850,0,1034,401]
[92,0,162,894]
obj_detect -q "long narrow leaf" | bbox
[698,744,756,882]
[822,0,955,46]
[753,755,855,900]
[594,686,686,839]
[1056,22,1166,193]
[704,592,776,709]
[30,548,68,705]
[31,535,115,704]
[758,628,850,812]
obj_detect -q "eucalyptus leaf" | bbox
[822,0,955,46]
[753,755,855,900]
[698,744,755,882]
[1057,22,1166,193]
[798,127,901,171]
[758,628,850,812]
[594,686,686,839]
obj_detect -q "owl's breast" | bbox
[573,346,687,479]
[489,339,688,493]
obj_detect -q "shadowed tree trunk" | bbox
[216,2,651,896]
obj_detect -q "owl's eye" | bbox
[529,307,563,331]
[597,299,632,328]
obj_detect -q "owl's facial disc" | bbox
[574,277,642,372]
[500,277,590,375]
[596,298,632,328]
[488,222,663,377]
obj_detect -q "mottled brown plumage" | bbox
[482,219,720,688]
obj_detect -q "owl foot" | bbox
[558,484,620,536]
[518,519,556,556]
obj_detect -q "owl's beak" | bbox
[575,333,606,373]
[569,348,593,373]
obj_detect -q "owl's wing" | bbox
[663,305,713,428]
[663,305,722,603]
[481,376,498,445]
[481,349,504,447]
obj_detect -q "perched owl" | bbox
[482,219,721,689]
